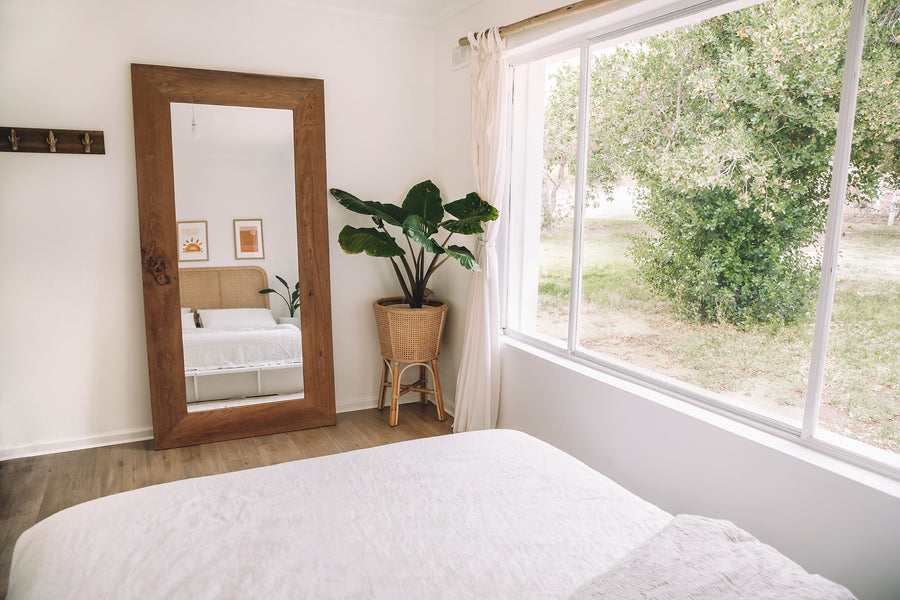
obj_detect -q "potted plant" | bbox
[330,180,498,309]
[259,275,300,328]
[329,179,498,422]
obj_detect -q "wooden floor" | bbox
[0,406,452,596]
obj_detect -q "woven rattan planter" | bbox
[373,297,448,363]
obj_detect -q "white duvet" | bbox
[7,430,671,599]
[569,514,856,599]
[182,324,301,371]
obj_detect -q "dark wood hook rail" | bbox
[2,126,105,154]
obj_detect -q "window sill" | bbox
[501,333,900,498]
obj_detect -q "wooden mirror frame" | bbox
[131,64,335,449]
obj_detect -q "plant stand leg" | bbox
[377,360,388,411]
[419,365,428,405]
[389,361,401,426]
[431,359,445,422]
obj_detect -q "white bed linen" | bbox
[182,324,301,371]
[569,514,856,599]
[7,430,671,600]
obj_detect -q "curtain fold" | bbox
[453,28,509,433]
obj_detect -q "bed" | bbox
[6,430,855,599]
[179,266,304,404]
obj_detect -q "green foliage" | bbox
[542,0,900,325]
[259,275,301,317]
[330,180,498,308]
[629,187,819,325]
[337,227,405,257]
[540,218,899,449]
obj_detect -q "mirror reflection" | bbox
[170,103,302,412]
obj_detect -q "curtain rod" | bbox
[458,0,619,46]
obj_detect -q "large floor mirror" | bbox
[131,64,335,449]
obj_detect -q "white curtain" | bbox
[453,28,509,433]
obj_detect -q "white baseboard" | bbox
[2,399,456,461]
[0,427,155,462]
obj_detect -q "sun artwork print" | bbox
[182,237,204,254]
[177,221,208,261]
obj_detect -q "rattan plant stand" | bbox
[374,297,448,426]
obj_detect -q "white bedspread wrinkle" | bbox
[182,324,301,370]
[569,514,857,600]
[7,430,670,600]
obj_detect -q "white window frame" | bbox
[502,0,900,480]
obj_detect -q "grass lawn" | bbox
[536,217,900,453]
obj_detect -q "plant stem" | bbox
[397,253,416,294]
[406,236,417,271]
[266,290,290,314]
[418,246,425,296]
[424,232,454,280]
[378,220,415,299]
[423,256,452,290]
[388,256,414,303]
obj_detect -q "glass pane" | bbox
[576,0,852,425]
[820,0,900,454]
[508,51,580,347]
[171,103,303,413]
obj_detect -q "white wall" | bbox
[174,153,299,317]
[432,2,900,600]
[0,0,435,454]
[499,342,900,600]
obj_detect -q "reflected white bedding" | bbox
[7,430,671,599]
[182,324,301,371]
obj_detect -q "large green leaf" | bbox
[401,180,443,234]
[402,215,445,255]
[445,245,480,271]
[330,188,408,227]
[337,226,405,258]
[442,192,499,235]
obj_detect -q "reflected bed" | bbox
[183,324,301,371]
[180,266,303,404]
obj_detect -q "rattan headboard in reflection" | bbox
[179,266,270,310]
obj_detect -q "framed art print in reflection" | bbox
[177,221,209,261]
[234,218,264,259]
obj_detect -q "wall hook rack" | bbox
[1,126,105,155]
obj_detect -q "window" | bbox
[506,0,899,472]
[508,50,581,347]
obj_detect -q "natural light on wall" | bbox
[506,0,899,474]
